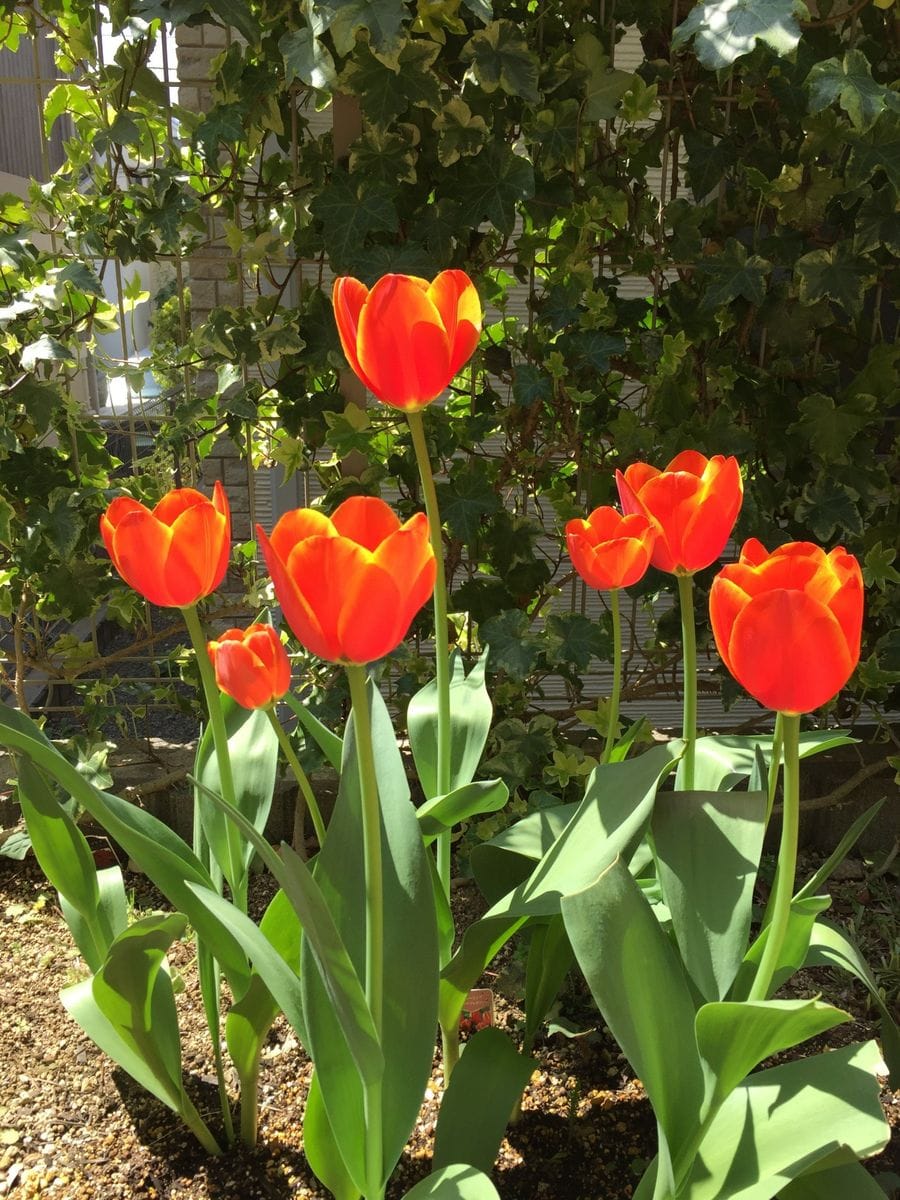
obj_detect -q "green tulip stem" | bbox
[181,604,247,913]
[407,409,453,900]
[346,664,385,1200]
[749,712,801,1003]
[181,1093,223,1156]
[602,588,623,765]
[766,712,784,824]
[265,707,327,854]
[676,572,698,791]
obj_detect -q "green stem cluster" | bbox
[676,573,697,792]
[602,588,622,765]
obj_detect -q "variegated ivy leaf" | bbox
[672,0,809,70]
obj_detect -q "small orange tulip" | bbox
[100,482,230,607]
[332,270,482,412]
[616,451,743,575]
[709,539,864,714]
[257,495,436,665]
[207,624,292,710]
[565,508,657,591]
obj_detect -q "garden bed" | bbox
[1,854,897,1200]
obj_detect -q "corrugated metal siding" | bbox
[0,30,69,180]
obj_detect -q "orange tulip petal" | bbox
[708,574,750,674]
[268,508,335,562]
[331,495,401,551]
[258,526,335,661]
[679,488,743,572]
[100,497,146,558]
[427,269,482,375]
[357,275,452,408]
[665,449,709,476]
[106,508,175,605]
[153,487,211,526]
[337,561,408,663]
[727,589,855,713]
[212,640,277,709]
[333,277,379,393]
[287,536,377,662]
[825,551,864,664]
[165,500,228,602]
[738,537,770,566]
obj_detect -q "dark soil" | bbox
[0,854,897,1200]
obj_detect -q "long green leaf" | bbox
[417,778,509,843]
[470,801,578,906]
[524,915,573,1049]
[284,690,343,772]
[440,912,528,1034]
[690,732,857,792]
[486,744,676,920]
[730,896,832,1000]
[695,998,851,1113]
[194,697,278,894]
[0,705,250,992]
[682,1040,889,1200]
[434,1028,535,1174]
[304,1070,362,1200]
[652,788,766,1001]
[302,680,439,1189]
[795,798,886,901]
[804,918,900,1084]
[778,1156,890,1199]
[402,1164,503,1199]
[561,857,706,1169]
[408,648,493,798]
[59,865,128,973]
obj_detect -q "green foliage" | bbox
[0,0,897,738]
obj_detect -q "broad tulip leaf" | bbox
[194,696,278,895]
[304,1070,361,1200]
[470,801,578,905]
[440,912,528,1035]
[562,857,706,1168]
[672,0,807,70]
[302,680,439,1190]
[408,649,493,799]
[805,918,900,1084]
[0,705,250,992]
[524,915,574,1049]
[225,888,303,1104]
[417,779,509,843]
[731,896,832,1000]
[402,1163,502,1199]
[434,1028,535,1174]
[778,1157,889,1200]
[485,744,676,920]
[680,1040,889,1199]
[652,789,767,1001]
[62,914,188,1114]
[59,865,128,976]
[695,999,851,1112]
[689,732,857,792]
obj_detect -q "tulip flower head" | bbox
[100,482,231,608]
[565,507,657,591]
[258,495,436,665]
[207,624,292,710]
[616,451,743,575]
[709,539,863,714]
[332,270,482,412]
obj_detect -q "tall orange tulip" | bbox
[709,539,863,714]
[100,482,230,607]
[616,451,743,574]
[566,507,657,591]
[207,624,291,710]
[332,270,482,411]
[257,495,436,664]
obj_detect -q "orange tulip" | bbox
[100,482,230,607]
[257,495,436,665]
[332,270,482,411]
[709,539,863,714]
[616,451,743,575]
[565,508,656,591]
[207,624,292,710]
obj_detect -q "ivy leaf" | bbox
[695,239,772,310]
[480,611,539,681]
[672,0,808,70]
[341,40,441,128]
[318,0,410,57]
[483,714,557,787]
[280,28,337,90]
[451,143,534,234]
[544,612,610,672]
[621,77,659,124]
[21,336,77,371]
[795,477,863,542]
[195,103,247,157]
[863,542,900,590]
[806,50,900,133]
[846,114,900,193]
[528,99,582,170]
[433,97,489,167]
[44,83,97,136]
[683,128,739,200]
[350,124,420,185]
[854,186,900,256]
[512,362,553,408]
[573,33,633,122]
[462,20,540,104]
[207,0,259,47]
[435,462,500,542]
[0,495,13,548]
[461,0,492,20]
[555,330,625,372]
[310,173,398,273]
[790,392,876,461]
[795,243,877,318]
